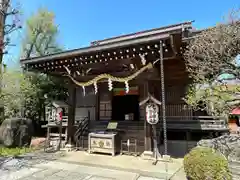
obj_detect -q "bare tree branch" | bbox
[0,0,21,63]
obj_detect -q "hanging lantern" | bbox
[108,78,113,91]
[125,81,129,93]
[146,103,159,125]
[94,81,98,94]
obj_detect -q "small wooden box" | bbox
[88,132,117,156]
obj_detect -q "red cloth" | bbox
[59,111,63,121]
[231,108,240,115]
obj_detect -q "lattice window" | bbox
[98,85,112,120]
[99,101,112,120]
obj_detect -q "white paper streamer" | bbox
[125,81,129,93]
[93,82,98,94]
[108,78,113,91]
[139,54,146,65]
[82,86,85,96]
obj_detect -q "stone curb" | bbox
[168,166,184,180]
[229,160,240,166]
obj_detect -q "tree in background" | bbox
[21,8,61,58]
[0,70,39,118]
[21,8,67,121]
[0,0,22,66]
[0,0,22,122]
[184,10,240,117]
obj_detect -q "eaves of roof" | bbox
[20,21,193,65]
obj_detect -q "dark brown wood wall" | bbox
[96,57,191,121]
[145,58,192,118]
[88,58,192,153]
[164,58,192,118]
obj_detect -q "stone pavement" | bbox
[0,160,166,180]
[58,151,184,179]
[0,151,186,180]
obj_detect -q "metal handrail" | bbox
[75,116,89,137]
[74,112,90,149]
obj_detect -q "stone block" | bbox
[141,151,154,160]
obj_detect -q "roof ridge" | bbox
[91,21,193,45]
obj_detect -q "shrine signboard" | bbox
[146,103,159,125]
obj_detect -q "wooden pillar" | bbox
[144,82,152,152]
[144,117,152,151]
[95,90,99,121]
[67,81,76,144]
[186,131,191,152]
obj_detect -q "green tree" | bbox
[20,8,67,121]
[0,0,22,120]
[21,8,61,58]
[0,70,39,118]
[184,10,240,117]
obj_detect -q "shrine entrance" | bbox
[112,87,140,121]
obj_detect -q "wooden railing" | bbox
[47,115,89,126]
[91,116,228,131]
[158,116,228,130]
[197,116,228,130]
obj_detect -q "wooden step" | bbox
[49,133,67,137]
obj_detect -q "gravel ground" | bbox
[0,150,66,173]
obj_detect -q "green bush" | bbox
[183,147,232,180]
[0,147,33,157]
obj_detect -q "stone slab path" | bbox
[0,160,166,180]
[0,151,186,180]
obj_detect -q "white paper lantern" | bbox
[146,103,159,125]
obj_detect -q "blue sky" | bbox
[5,0,240,66]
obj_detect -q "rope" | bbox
[64,63,153,87]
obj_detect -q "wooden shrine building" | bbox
[20,22,229,157]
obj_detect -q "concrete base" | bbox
[65,144,75,152]
[162,155,172,162]
[141,151,154,160]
